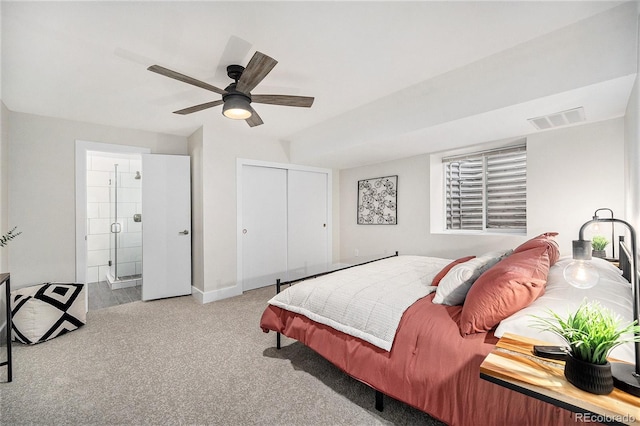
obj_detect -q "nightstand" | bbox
[0,273,11,382]
[480,333,640,425]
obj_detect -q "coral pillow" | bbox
[513,232,560,266]
[431,256,475,286]
[458,246,550,335]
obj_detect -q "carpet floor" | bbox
[0,285,445,425]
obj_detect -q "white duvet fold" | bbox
[268,255,451,351]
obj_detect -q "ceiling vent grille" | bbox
[527,107,586,130]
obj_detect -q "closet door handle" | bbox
[179,230,189,235]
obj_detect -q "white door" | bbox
[141,154,191,301]
[241,165,288,291]
[287,170,329,274]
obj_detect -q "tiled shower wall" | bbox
[86,152,142,284]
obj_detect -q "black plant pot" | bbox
[564,353,614,395]
[592,249,607,258]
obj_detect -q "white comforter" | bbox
[268,255,452,351]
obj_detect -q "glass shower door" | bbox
[109,161,143,284]
[109,164,123,280]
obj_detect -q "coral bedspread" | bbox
[260,292,580,426]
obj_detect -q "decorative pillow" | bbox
[433,250,512,306]
[458,246,550,335]
[11,283,86,344]
[494,255,634,363]
[431,256,475,286]
[513,232,560,266]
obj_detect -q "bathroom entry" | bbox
[86,152,143,306]
[76,141,192,307]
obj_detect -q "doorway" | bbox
[87,152,143,309]
[76,141,192,308]
[75,141,150,309]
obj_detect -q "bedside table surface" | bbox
[480,333,640,425]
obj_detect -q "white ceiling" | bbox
[1,1,637,169]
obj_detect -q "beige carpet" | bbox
[0,285,445,425]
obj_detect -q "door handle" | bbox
[179,230,189,235]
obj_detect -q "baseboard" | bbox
[191,284,242,304]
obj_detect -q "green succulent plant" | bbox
[0,226,21,247]
[531,300,640,365]
[591,235,609,251]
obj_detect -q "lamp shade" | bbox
[564,240,599,289]
[222,94,252,120]
[563,260,600,289]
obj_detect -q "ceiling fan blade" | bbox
[173,100,224,115]
[148,65,227,95]
[245,107,264,127]
[252,94,314,108]
[236,51,278,94]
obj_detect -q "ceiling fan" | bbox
[148,51,314,127]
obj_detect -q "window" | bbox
[443,142,526,233]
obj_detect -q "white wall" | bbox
[197,126,289,300]
[190,124,340,302]
[340,118,625,260]
[7,112,187,288]
[0,102,8,272]
[624,4,640,248]
[187,126,204,293]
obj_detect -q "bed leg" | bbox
[375,390,384,412]
[276,332,281,350]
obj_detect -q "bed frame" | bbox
[265,240,636,420]
[272,251,398,411]
[274,251,399,350]
[618,236,633,283]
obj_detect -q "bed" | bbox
[260,233,636,425]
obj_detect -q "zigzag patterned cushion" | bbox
[11,283,86,344]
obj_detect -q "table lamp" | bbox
[564,216,639,397]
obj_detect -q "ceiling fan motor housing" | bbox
[226,64,245,82]
[222,85,252,103]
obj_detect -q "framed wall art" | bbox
[357,175,398,225]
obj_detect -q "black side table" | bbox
[0,273,11,382]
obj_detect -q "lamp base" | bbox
[611,362,640,397]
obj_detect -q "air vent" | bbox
[528,107,586,130]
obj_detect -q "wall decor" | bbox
[357,175,398,225]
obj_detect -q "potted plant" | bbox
[532,300,640,394]
[591,235,609,258]
[0,226,21,247]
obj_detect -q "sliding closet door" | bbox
[241,165,288,291]
[287,170,329,273]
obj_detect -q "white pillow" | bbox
[495,256,634,363]
[433,249,512,306]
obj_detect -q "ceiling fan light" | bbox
[222,94,252,120]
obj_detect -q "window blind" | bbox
[444,143,526,232]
